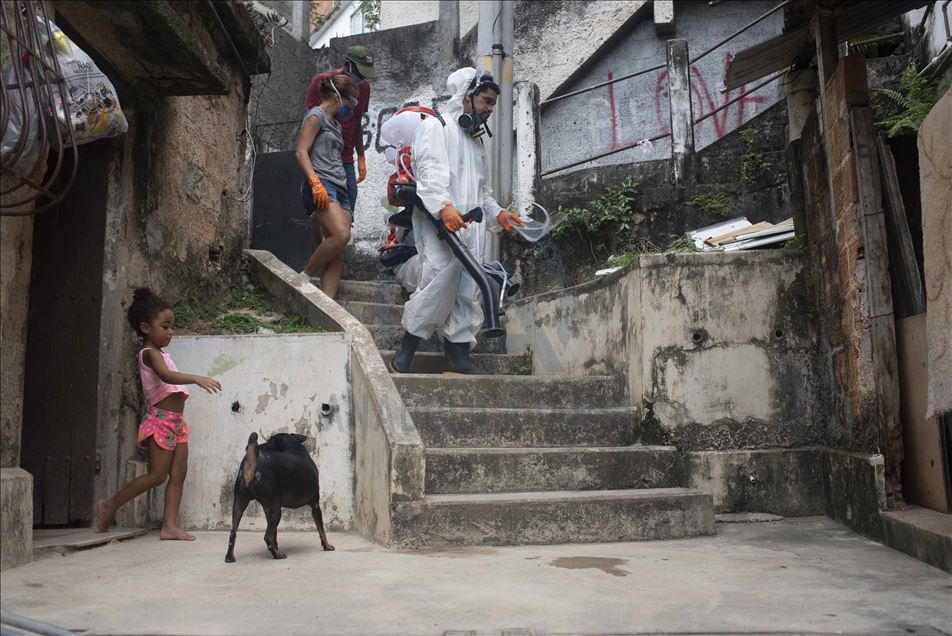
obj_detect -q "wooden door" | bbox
[21,140,111,525]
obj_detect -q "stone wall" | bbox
[507,100,792,295]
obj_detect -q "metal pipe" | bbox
[541,63,664,106]
[690,1,788,64]
[541,131,671,177]
[1,609,77,636]
[695,70,785,126]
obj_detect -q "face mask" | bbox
[346,70,362,84]
[331,82,356,121]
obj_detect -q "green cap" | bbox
[345,45,376,79]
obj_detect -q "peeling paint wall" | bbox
[148,334,354,531]
[504,251,825,449]
[639,252,826,450]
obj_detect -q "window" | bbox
[350,7,364,34]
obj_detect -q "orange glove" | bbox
[440,205,467,233]
[496,210,525,233]
[308,175,329,210]
[357,156,367,183]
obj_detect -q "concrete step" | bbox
[369,324,506,354]
[410,406,636,447]
[425,446,682,494]
[310,278,405,304]
[393,374,623,409]
[391,488,715,548]
[339,300,405,325]
[381,352,532,376]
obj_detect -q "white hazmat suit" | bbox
[400,68,503,344]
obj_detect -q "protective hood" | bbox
[443,67,479,119]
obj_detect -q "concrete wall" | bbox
[639,252,825,450]
[919,88,951,419]
[245,250,425,546]
[540,0,784,173]
[504,250,833,517]
[505,250,825,450]
[0,189,33,469]
[147,334,354,531]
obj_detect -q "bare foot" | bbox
[159,527,196,541]
[95,500,113,533]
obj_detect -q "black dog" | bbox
[225,432,335,562]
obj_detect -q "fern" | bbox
[874,66,939,137]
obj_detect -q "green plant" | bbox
[606,235,700,268]
[688,191,730,216]
[174,288,321,335]
[550,178,638,264]
[739,128,771,183]
[551,178,638,238]
[873,65,939,137]
[359,0,381,31]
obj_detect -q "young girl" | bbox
[95,288,221,540]
[295,73,360,299]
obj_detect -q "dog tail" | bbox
[242,433,258,487]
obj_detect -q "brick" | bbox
[832,159,858,210]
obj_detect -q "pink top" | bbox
[138,348,189,406]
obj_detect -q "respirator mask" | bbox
[457,71,497,138]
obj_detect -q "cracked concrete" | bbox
[1,517,949,636]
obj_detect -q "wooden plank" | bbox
[850,106,903,501]
[897,315,951,512]
[850,107,892,318]
[876,134,926,318]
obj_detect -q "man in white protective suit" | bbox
[389,67,523,374]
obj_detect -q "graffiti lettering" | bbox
[653,54,769,140]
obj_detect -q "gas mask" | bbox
[457,71,496,138]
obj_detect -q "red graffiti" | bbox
[651,53,769,140]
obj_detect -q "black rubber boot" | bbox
[443,339,489,375]
[389,332,421,374]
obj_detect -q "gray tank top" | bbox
[303,107,346,188]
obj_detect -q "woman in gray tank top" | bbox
[294,73,359,299]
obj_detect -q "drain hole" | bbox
[774,329,784,339]
[691,331,703,343]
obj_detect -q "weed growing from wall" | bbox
[175,289,321,335]
[551,178,638,263]
[739,128,771,183]
[607,236,700,268]
[688,191,730,216]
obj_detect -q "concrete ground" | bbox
[1,517,950,636]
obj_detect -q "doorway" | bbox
[20,139,113,526]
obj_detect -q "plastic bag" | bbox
[37,15,128,146]
[0,61,47,179]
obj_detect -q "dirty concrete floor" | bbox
[1,517,950,636]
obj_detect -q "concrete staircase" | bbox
[323,277,715,548]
